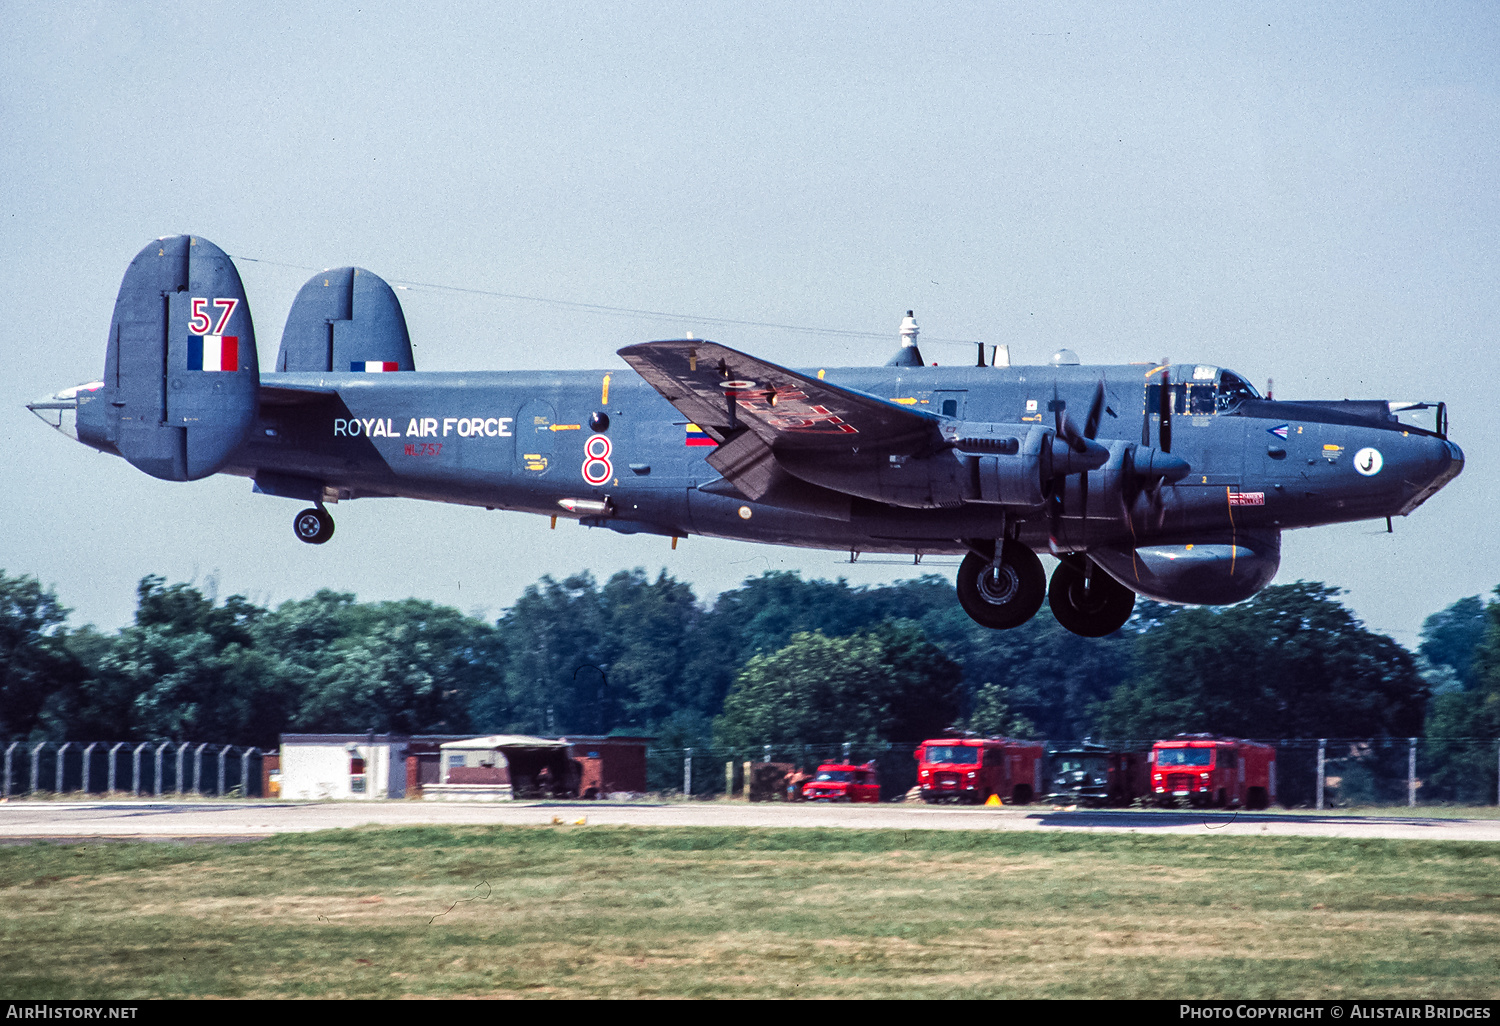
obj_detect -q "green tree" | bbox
[482,572,607,734]
[0,572,84,740]
[287,598,499,736]
[83,576,272,743]
[1423,588,1500,801]
[713,622,962,749]
[1091,582,1426,741]
[1418,595,1487,693]
[599,569,699,728]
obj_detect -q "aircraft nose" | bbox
[26,380,102,441]
[1394,432,1463,515]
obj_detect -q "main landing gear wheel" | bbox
[1048,560,1135,637]
[956,542,1046,630]
[293,507,335,545]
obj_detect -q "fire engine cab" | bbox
[801,762,881,802]
[914,736,1043,805]
[1150,734,1276,809]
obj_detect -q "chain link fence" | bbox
[646,737,1500,807]
[1,740,269,798]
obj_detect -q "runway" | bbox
[2,799,1498,842]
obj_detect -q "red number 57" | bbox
[188,298,238,335]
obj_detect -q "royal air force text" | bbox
[333,417,513,439]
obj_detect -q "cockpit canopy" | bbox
[1147,366,1261,416]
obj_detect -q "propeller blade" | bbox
[1083,379,1105,439]
[1158,366,1172,453]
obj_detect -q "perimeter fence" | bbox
[8,736,1498,807]
[1,740,269,798]
[646,737,1500,808]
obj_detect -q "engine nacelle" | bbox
[962,424,1052,507]
[1089,529,1281,606]
[778,424,1057,510]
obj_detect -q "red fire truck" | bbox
[914,736,1043,804]
[801,762,881,802]
[1150,734,1276,809]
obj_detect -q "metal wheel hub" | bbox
[976,562,1022,606]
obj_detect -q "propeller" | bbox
[1123,365,1189,530]
[1049,380,1107,551]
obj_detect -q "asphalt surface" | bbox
[2,799,1498,842]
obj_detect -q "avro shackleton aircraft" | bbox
[30,236,1464,637]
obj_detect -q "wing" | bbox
[616,339,942,451]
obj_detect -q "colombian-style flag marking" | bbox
[188,335,238,372]
[351,361,400,372]
[684,423,717,447]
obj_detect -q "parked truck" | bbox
[914,736,1043,805]
[801,762,881,802]
[1150,734,1276,809]
[1044,742,1151,806]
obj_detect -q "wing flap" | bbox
[617,339,941,452]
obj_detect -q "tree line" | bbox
[3,565,1497,798]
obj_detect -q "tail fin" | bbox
[276,267,414,373]
[90,236,258,481]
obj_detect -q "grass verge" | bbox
[3,825,1498,998]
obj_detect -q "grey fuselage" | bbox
[208,361,1462,557]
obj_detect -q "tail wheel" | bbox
[1048,559,1136,637]
[956,542,1046,630]
[294,507,335,545]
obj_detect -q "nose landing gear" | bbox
[293,507,335,545]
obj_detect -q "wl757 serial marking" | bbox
[29,236,1463,638]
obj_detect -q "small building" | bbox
[278,733,471,800]
[278,732,654,801]
[422,735,574,801]
[564,735,652,798]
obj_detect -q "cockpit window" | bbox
[1147,370,1260,418]
[1216,371,1260,411]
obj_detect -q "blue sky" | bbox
[3,2,1496,645]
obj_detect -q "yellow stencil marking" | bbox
[818,369,825,380]
[550,424,581,432]
[601,374,611,405]
[892,397,918,405]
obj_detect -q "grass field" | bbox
[3,825,1498,999]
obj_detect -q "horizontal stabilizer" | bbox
[258,383,339,408]
[617,339,941,453]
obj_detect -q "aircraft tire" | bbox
[293,507,335,545]
[1047,560,1136,637]
[956,543,1046,630]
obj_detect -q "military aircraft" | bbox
[29,236,1464,638]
